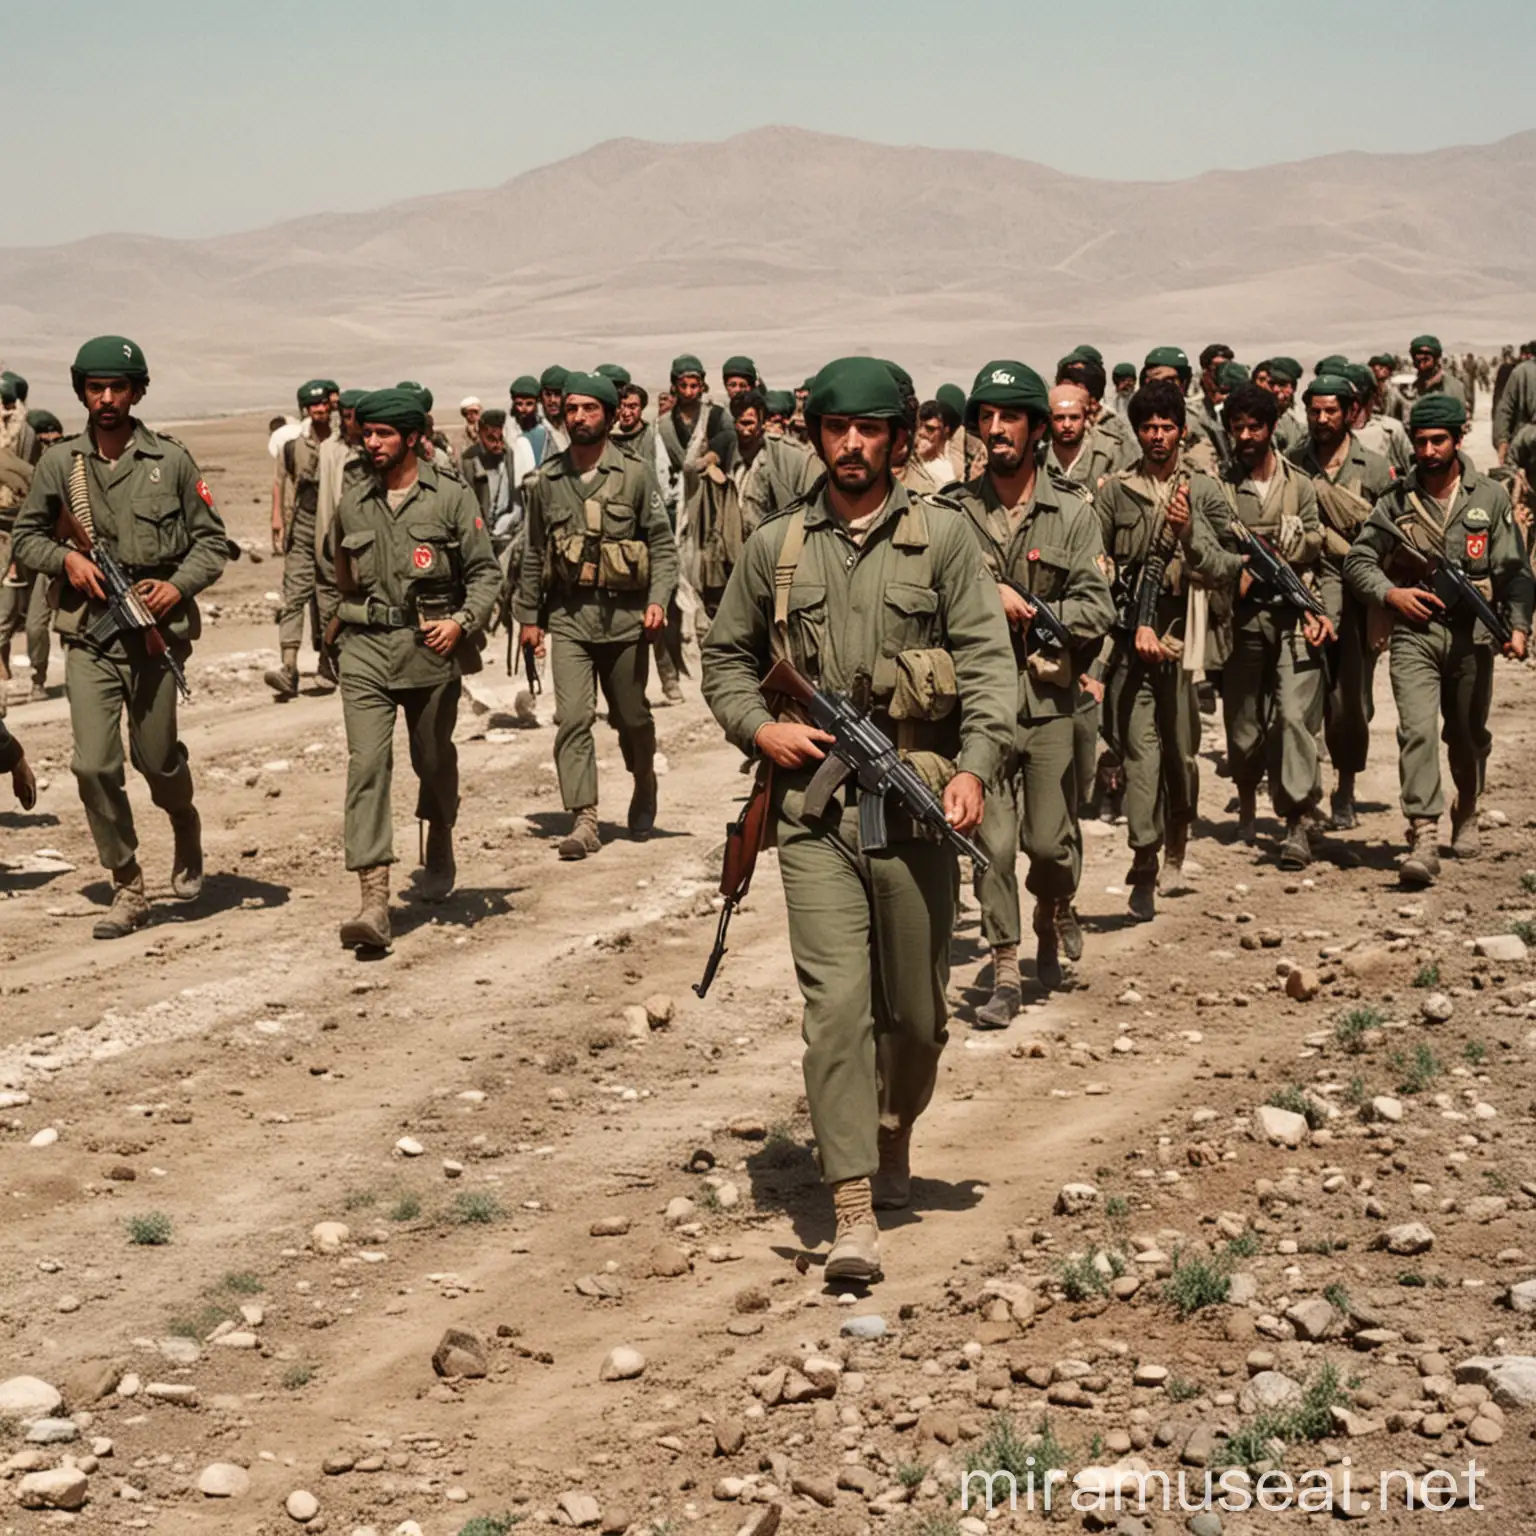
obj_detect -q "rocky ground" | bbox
[1,414,1534,1535]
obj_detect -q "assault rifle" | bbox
[1228,520,1329,622]
[1000,579,1072,654]
[1383,528,1513,648]
[693,763,775,999]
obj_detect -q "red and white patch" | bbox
[475,517,484,530]
[1466,533,1488,560]
[1027,548,1041,562]
[195,478,215,507]
[412,545,435,570]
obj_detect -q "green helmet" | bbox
[964,360,1049,431]
[804,357,908,432]
[71,335,149,398]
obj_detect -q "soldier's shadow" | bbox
[79,871,290,923]
[522,810,689,844]
[0,810,61,830]
[392,884,522,937]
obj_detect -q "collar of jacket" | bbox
[364,458,441,503]
[801,476,930,549]
[542,438,626,482]
[79,418,162,461]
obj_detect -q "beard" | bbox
[986,437,1025,473]
[568,421,607,446]
[829,452,877,492]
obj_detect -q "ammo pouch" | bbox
[551,493,651,593]
[1027,649,1072,687]
[598,538,650,592]
[884,646,958,722]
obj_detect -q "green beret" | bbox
[800,376,816,391]
[0,379,14,406]
[395,380,434,413]
[561,370,619,411]
[1143,345,1191,376]
[935,383,967,421]
[354,388,428,436]
[1111,362,1137,382]
[539,364,569,392]
[880,359,913,389]
[805,356,908,423]
[1339,363,1375,398]
[1314,354,1349,376]
[1258,357,1299,384]
[594,363,631,386]
[722,354,757,383]
[1409,394,1466,431]
[1368,353,1396,370]
[510,375,541,397]
[26,408,62,434]
[669,354,705,381]
[1070,344,1104,364]
[297,379,330,408]
[764,389,796,417]
[315,379,339,395]
[1215,361,1250,391]
[1304,374,1356,403]
[1410,334,1442,357]
[964,360,1050,429]
[71,334,149,389]
[338,388,366,409]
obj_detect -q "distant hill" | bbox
[3,126,1533,417]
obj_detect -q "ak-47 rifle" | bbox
[1227,520,1329,622]
[1120,472,1188,634]
[1000,579,1072,654]
[1382,525,1513,647]
[521,639,542,696]
[694,762,775,999]
[56,456,190,700]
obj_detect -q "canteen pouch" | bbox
[598,538,650,592]
[886,647,958,722]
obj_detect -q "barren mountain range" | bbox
[3,125,1534,418]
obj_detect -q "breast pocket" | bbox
[882,581,939,654]
[405,521,457,585]
[339,528,379,589]
[786,582,827,676]
[1024,542,1072,602]
[129,494,189,565]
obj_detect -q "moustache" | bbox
[835,454,869,470]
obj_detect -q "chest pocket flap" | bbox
[406,520,457,581]
[883,581,939,653]
[129,489,188,564]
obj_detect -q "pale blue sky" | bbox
[4,0,1534,246]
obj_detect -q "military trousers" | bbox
[975,715,1081,949]
[277,504,319,650]
[1388,620,1492,821]
[339,661,460,870]
[552,634,654,811]
[65,637,195,872]
[0,569,51,691]
[775,781,955,1185]
[1221,606,1325,818]
[1073,688,1101,817]
[1102,642,1201,856]
[1325,592,1378,778]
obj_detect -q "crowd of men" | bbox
[4,332,1536,1281]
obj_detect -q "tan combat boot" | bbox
[263,645,300,700]
[825,1176,882,1283]
[169,807,204,899]
[1033,898,1062,992]
[1400,819,1441,887]
[1450,798,1480,860]
[871,1127,911,1211]
[1056,901,1084,963]
[557,806,602,860]
[339,865,391,950]
[94,861,150,940]
[418,822,455,902]
[1162,819,1193,896]
[1278,815,1312,871]
[974,944,1020,1028]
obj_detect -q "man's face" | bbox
[564,394,609,446]
[817,415,897,493]
[977,403,1041,473]
[1229,412,1274,471]
[83,377,140,431]
[1306,395,1348,444]
[1412,349,1438,379]
[540,386,563,419]
[674,373,704,405]
[915,413,947,457]
[478,420,506,455]
[340,405,359,440]
[305,401,330,427]
[1371,362,1393,384]
[462,406,480,432]
[1048,390,1088,449]
[616,393,644,432]
[1136,415,1182,466]
[1272,379,1296,412]
[1144,365,1181,386]
[1412,427,1459,474]
[723,374,752,400]
[1115,376,1136,399]
[511,393,539,427]
[363,423,416,473]
[734,406,765,454]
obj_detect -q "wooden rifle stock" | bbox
[693,762,775,999]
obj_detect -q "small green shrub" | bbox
[448,1191,503,1225]
[126,1211,173,1246]
[281,1364,314,1390]
[1391,1042,1443,1095]
[1162,1249,1231,1317]
[1333,1006,1381,1052]
[1266,1085,1328,1131]
[388,1192,421,1222]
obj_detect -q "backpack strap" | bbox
[769,508,806,662]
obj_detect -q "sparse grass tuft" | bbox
[1161,1249,1231,1317]
[1323,1282,1350,1315]
[218,1270,264,1295]
[1464,1039,1489,1066]
[1344,1075,1369,1108]
[1398,1271,1427,1287]
[964,1412,1073,1488]
[896,1460,926,1489]
[1391,1042,1443,1095]
[1511,919,1536,945]
[126,1211,173,1246]
[759,1120,801,1169]
[1057,1248,1118,1302]
[1522,871,1536,894]
[1412,963,1440,989]
[388,1192,422,1222]
[698,1185,724,1214]
[457,1517,523,1536]
[166,1304,228,1339]
[1104,1194,1130,1221]
[1333,1006,1382,1053]
[1302,1236,1345,1256]
[343,1188,376,1211]
[1166,1377,1202,1403]
[899,1517,961,1536]
[1225,1231,1260,1260]
[281,1364,314,1390]
[448,1191,503,1226]
[1216,1362,1349,1468]
[1266,1084,1328,1131]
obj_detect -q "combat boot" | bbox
[1128,848,1158,922]
[315,646,338,690]
[1330,772,1358,831]
[1400,819,1441,887]
[1162,819,1192,895]
[628,732,658,842]
[1236,785,1258,846]
[1450,799,1481,860]
[339,865,392,951]
[1033,899,1063,992]
[1056,902,1085,963]
[558,806,602,860]
[169,807,204,899]
[975,944,1020,1028]
[825,1176,882,1283]
[418,821,455,902]
[871,1127,911,1211]
[28,680,47,703]
[1278,816,1312,871]
[94,861,150,940]
[654,643,684,706]
[263,645,300,701]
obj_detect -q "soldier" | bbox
[721,356,759,402]
[612,383,655,461]
[1344,395,1530,884]
[1109,362,1138,413]
[740,393,819,526]
[690,388,772,618]
[1254,358,1305,455]
[12,335,228,938]
[27,409,65,452]
[458,397,481,451]
[0,431,43,707]
[1095,380,1235,918]
[460,406,537,559]
[1348,361,1413,477]
[900,402,958,496]
[1042,381,1118,491]
[507,375,552,466]
[1407,336,1469,408]
[1368,353,1409,423]
[0,373,36,465]
[1140,347,1217,474]
[537,367,572,455]
[1057,355,1133,469]
[700,357,1015,1282]
[763,389,796,437]
[1286,374,1394,830]
[657,354,724,508]
[264,380,335,699]
[1493,341,1536,463]
[315,389,499,949]
[515,372,678,859]
[948,363,1114,1021]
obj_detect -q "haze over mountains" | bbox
[3,126,1534,417]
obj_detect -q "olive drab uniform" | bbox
[700,482,1015,1187]
[1343,465,1533,827]
[1095,467,1235,883]
[1287,433,1394,801]
[741,433,820,527]
[513,439,678,816]
[12,421,228,872]
[0,444,49,705]
[277,425,325,650]
[315,460,499,870]
[950,471,1115,953]
[1215,455,1327,823]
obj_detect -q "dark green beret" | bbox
[1070,344,1104,364]
[594,363,631,386]
[1143,345,1191,375]
[1409,394,1466,430]
[669,354,705,381]
[935,383,967,421]
[315,379,339,395]
[1314,354,1349,376]
[1258,357,1300,384]
[297,379,330,408]
[1368,353,1396,370]
[1410,334,1442,357]
[510,375,541,397]
[561,371,619,411]
[539,365,569,392]
[0,379,14,406]
[805,357,908,422]
[395,380,434,413]
[338,388,366,410]
[880,359,913,390]
[1215,361,1250,391]
[0,369,27,402]
[26,408,62,434]
[965,360,1050,429]
[722,354,757,383]
[1111,362,1137,382]
[1339,363,1375,398]
[71,334,149,386]
[800,376,816,391]
[478,407,507,428]
[1304,374,1357,403]
[355,388,428,436]
[764,389,796,417]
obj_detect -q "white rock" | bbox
[558,1491,602,1527]
[310,1221,351,1254]
[198,1462,252,1498]
[395,1137,424,1157]
[0,1376,63,1421]
[1421,992,1455,1023]
[214,1331,258,1349]
[1239,1371,1303,1414]
[1454,1355,1536,1409]
[286,1488,320,1521]
[16,1466,88,1510]
[1055,1182,1100,1216]
[1508,1279,1536,1314]
[1380,1221,1435,1256]
[600,1346,646,1381]
[1371,1096,1404,1123]
[1475,934,1528,962]
[0,1089,31,1108]
[25,1417,79,1443]
[28,1126,59,1148]
[1253,1104,1309,1147]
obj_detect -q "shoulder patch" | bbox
[1463,507,1491,528]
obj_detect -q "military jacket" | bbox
[1410,370,1469,408]
[1040,428,1122,493]
[13,420,228,648]
[742,434,821,527]
[1287,433,1394,622]
[1493,358,1536,450]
